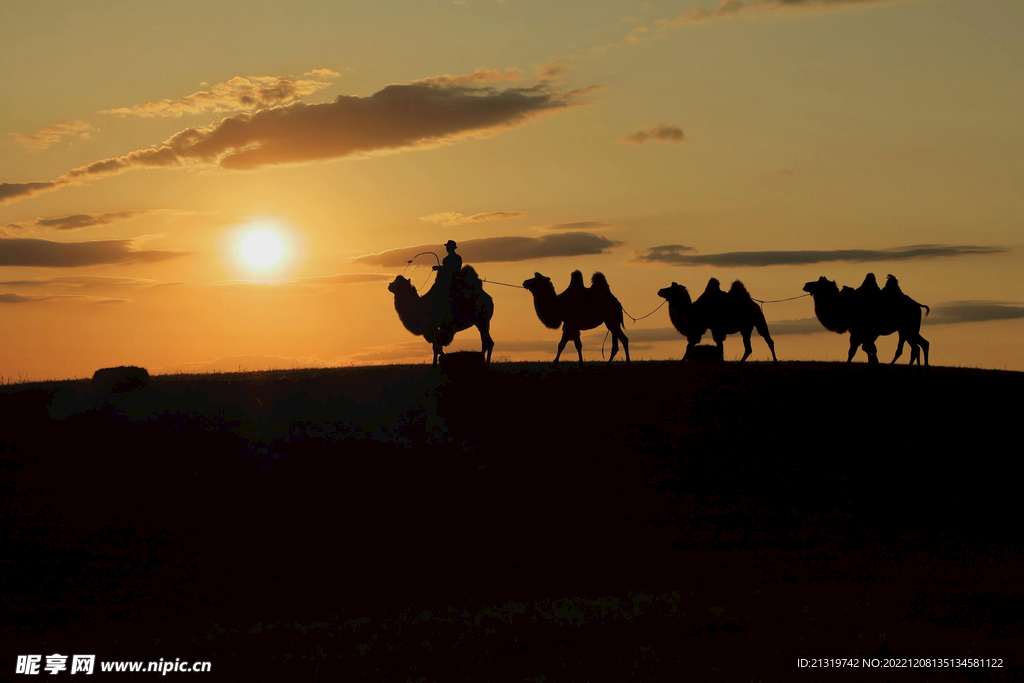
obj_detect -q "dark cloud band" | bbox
[0,238,185,268]
[357,232,620,267]
[635,244,1005,267]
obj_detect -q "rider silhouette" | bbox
[432,240,462,342]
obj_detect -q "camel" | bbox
[388,266,494,366]
[658,279,778,363]
[802,273,929,365]
[522,270,629,366]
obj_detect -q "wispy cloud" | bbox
[619,124,686,145]
[420,210,526,226]
[931,301,1024,325]
[3,210,147,233]
[13,121,94,151]
[0,180,69,205]
[356,232,620,267]
[0,238,186,268]
[533,221,616,231]
[2,77,599,205]
[671,0,907,27]
[634,244,1005,267]
[414,67,525,87]
[0,293,129,305]
[0,275,169,288]
[304,68,344,79]
[101,73,337,118]
[211,273,393,288]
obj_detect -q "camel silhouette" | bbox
[802,273,929,365]
[658,279,778,363]
[522,270,629,367]
[388,266,494,367]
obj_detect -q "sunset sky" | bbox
[2,0,1022,379]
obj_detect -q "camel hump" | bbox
[728,280,750,298]
[569,270,585,288]
[860,273,880,292]
[705,278,721,293]
[456,265,482,291]
[590,272,612,294]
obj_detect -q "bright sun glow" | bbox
[239,227,285,270]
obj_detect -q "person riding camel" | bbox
[431,240,462,342]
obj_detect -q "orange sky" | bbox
[2,0,1022,379]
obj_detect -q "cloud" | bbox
[931,301,1024,325]
[3,210,147,233]
[533,221,616,231]
[415,67,525,87]
[0,78,598,206]
[212,273,393,288]
[673,0,908,26]
[620,124,686,145]
[0,238,186,268]
[304,68,342,78]
[101,74,336,118]
[13,121,94,150]
[0,180,69,206]
[634,244,1006,267]
[420,210,526,226]
[356,232,621,267]
[0,275,166,288]
[0,293,129,305]
[535,59,575,82]
[616,0,910,47]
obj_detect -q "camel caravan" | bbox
[387,241,930,367]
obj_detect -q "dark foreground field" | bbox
[2,360,1022,681]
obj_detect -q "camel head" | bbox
[388,275,413,295]
[522,272,554,294]
[658,282,691,305]
[803,276,837,297]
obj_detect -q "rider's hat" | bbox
[445,240,457,248]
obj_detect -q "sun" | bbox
[239,227,285,270]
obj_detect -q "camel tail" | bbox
[913,299,930,317]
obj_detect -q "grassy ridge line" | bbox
[2,361,1021,680]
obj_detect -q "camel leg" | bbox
[713,330,726,361]
[553,330,572,366]
[607,323,629,364]
[919,335,929,366]
[739,328,754,363]
[863,341,879,365]
[477,321,494,364]
[847,336,860,364]
[891,336,906,365]
[573,334,584,367]
[432,342,441,367]
[753,314,778,364]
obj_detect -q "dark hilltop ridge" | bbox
[3,361,1022,680]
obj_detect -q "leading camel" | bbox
[388,266,494,366]
[657,278,777,363]
[802,273,929,365]
[522,270,629,367]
